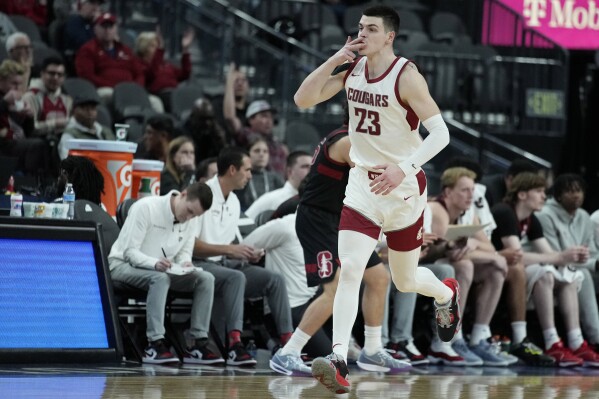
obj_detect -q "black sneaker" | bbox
[311,353,350,394]
[435,278,461,342]
[510,338,555,366]
[184,340,225,365]
[388,340,429,366]
[143,339,180,364]
[227,342,257,367]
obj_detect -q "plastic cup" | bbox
[132,159,164,199]
[22,202,36,217]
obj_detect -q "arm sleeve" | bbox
[398,114,450,176]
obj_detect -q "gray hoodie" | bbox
[536,197,598,271]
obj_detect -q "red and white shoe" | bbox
[572,341,599,368]
[312,353,350,394]
[428,341,467,366]
[545,341,583,367]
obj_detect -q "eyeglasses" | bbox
[10,45,32,52]
[44,70,65,77]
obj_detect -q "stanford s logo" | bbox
[317,251,334,279]
[417,227,423,241]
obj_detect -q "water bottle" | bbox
[63,183,76,220]
[9,192,23,217]
[246,339,257,359]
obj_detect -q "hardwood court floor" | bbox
[2,355,599,399]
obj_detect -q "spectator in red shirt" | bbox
[75,13,144,92]
[0,0,47,27]
[135,27,193,96]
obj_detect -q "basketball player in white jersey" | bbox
[294,6,460,394]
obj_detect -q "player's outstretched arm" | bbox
[294,36,364,109]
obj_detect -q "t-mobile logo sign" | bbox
[523,0,547,26]
[521,0,599,29]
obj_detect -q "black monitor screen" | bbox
[0,238,109,348]
[0,217,121,362]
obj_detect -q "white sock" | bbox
[567,328,584,351]
[280,328,311,356]
[363,325,383,355]
[470,324,491,346]
[543,327,560,350]
[451,329,464,343]
[511,321,527,345]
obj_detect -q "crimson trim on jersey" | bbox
[394,60,419,131]
[323,128,350,167]
[317,163,344,180]
[343,58,361,85]
[339,206,381,240]
[385,211,424,251]
[364,56,401,83]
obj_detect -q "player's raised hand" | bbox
[331,36,364,65]
[369,164,406,195]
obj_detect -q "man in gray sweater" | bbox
[537,173,599,353]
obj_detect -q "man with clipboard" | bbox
[429,167,514,366]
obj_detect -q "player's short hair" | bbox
[504,172,546,205]
[440,167,477,189]
[551,173,586,200]
[444,156,483,182]
[217,147,248,176]
[286,150,311,169]
[184,182,213,211]
[363,5,400,34]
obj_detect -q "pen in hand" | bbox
[155,248,171,272]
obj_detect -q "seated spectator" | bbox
[160,136,196,195]
[222,62,250,136]
[63,0,104,55]
[445,156,497,238]
[245,150,311,220]
[135,27,193,97]
[46,155,105,206]
[58,91,115,159]
[136,114,173,162]
[0,0,47,28]
[182,97,228,161]
[429,167,510,366]
[75,13,144,100]
[537,174,599,352]
[491,172,599,367]
[0,59,45,176]
[196,156,217,184]
[235,136,284,211]
[23,56,71,142]
[108,182,222,364]
[5,32,33,92]
[193,148,293,366]
[233,100,288,176]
